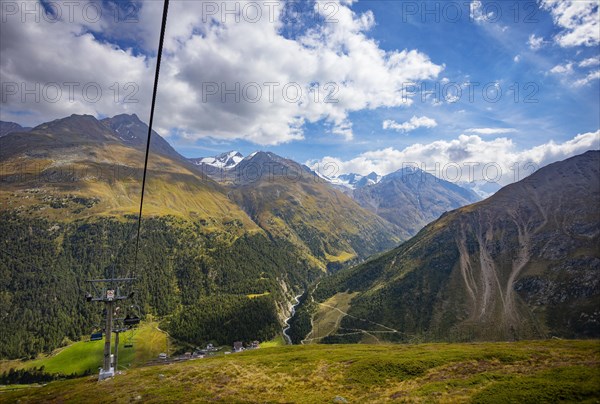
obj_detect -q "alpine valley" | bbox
[0,114,479,358]
[1,114,599,362]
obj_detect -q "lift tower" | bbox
[85,278,135,381]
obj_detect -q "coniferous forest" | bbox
[0,212,320,358]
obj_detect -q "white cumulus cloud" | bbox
[579,56,600,67]
[574,70,600,87]
[527,34,545,50]
[540,0,600,47]
[470,0,495,23]
[308,130,600,186]
[549,62,574,74]
[465,128,517,135]
[383,116,438,133]
[0,0,444,145]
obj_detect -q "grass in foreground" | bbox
[2,339,599,403]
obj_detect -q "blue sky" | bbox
[1,0,599,182]
[161,0,600,176]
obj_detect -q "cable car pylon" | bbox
[84,0,170,382]
[85,278,135,380]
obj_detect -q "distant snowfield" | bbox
[191,151,244,169]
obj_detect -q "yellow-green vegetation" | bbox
[305,292,358,343]
[3,340,599,403]
[0,384,39,391]
[259,335,286,348]
[325,251,356,264]
[0,146,259,227]
[126,322,170,367]
[0,322,167,376]
[246,292,271,299]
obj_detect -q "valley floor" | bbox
[2,340,599,403]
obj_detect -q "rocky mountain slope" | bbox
[315,151,600,342]
[100,114,185,162]
[0,114,253,222]
[202,152,480,241]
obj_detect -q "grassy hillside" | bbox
[305,292,358,343]
[0,137,257,225]
[227,152,402,268]
[2,340,599,403]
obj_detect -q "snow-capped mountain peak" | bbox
[190,151,244,169]
[334,171,382,189]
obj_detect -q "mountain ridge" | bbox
[0,121,32,137]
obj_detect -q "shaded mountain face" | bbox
[0,121,31,137]
[351,167,480,238]
[100,114,184,162]
[316,151,600,342]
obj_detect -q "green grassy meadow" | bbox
[0,322,168,376]
[2,339,599,403]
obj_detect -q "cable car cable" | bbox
[132,0,170,278]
